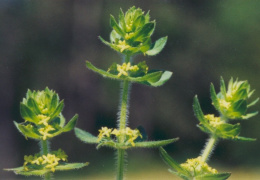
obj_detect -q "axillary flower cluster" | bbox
[180,156,218,176]
[98,127,142,146]
[204,114,224,128]
[116,62,139,77]
[107,61,149,78]
[23,149,68,172]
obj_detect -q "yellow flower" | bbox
[23,155,34,166]
[117,40,131,52]
[31,156,43,165]
[111,129,121,136]
[181,156,218,176]
[117,62,139,77]
[37,114,50,126]
[117,64,129,77]
[204,114,224,128]
[39,125,55,140]
[42,154,61,172]
[98,127,112,141]
[219,99,231,109]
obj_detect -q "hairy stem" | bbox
[117,149,125,180]
[118,80,130,141]
[41,140,51,180]
[201,136,218,163]
[201,115,227,162]
[117,55,131,180]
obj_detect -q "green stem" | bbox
[201,115,227,162]
[201,136,218,163]
[118,80,130,142]
[41,140,51,180]
[116,55,131,180]
[117,149,125,180]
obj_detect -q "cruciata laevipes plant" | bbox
[160,77,259,180]
[74,6,178,180]
[5,88,88,179]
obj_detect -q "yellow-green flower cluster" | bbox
[212,77,259,120]
[180,156,218,177]
[107,61,149,79]
[204,114,224,128]
[23,149,68,172]
[98,127,142,146]
[99,6,167,56]
[38,125,55,140]
[116,62,139,77]
[16,87,78,141]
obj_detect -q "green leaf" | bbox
[220,77,227,97]
[14,121,41,140]
[110,15,125,37]
[4,163,88,176]
[5,167,49,176]
[20,104,39,124]
[132,22,155,42]
[193,97,209,125]
[27,98,41,114]
[146,36,168,56]
[242,111,258,119]
[196,172,231,180]
[59,114,66,128]
[210,83,220,111]
[74,128,99,144]
[168,169,190,180]
[197,124,211,134]
[119,9,126,32]
[234,88,247,100]
[49,100,64,120]
[86,61,120,79]
[99,36,113,47]
[132,15,145,31]
[247,98,259,108]
[62,114,78,132]
[50,93,59,113]
[232,99,247,115]
[145,71,172,87]
[234,136,256,141]
[159,147,190,177]
[134,138,178,148]
[216,123,240,139]
[55,162,89,171]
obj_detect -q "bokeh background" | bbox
[1,0,260,179]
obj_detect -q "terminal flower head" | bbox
[15,87,78,141]
[211,77,259,120]
[99,6,167,56]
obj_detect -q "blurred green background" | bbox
[1,0,260,179]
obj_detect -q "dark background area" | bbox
[1,0,260,179]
